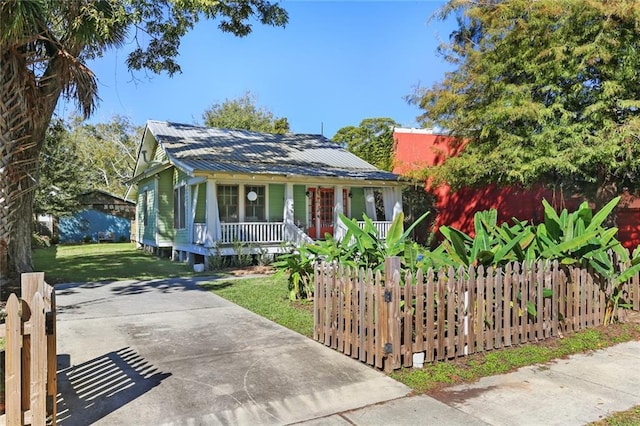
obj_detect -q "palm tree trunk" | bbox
[0,50,36,293]
[0,46,62,295]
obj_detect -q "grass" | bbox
[33,243,193,283]
[201,274,314,337]
[589,406,640,425]
[390,324,640,394]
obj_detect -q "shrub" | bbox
[31,233,51,249]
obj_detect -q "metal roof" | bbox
[146,121,399,181]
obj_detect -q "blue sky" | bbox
[56,1,455,138]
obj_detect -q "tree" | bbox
[203,91,290,134]
[409,0,640,205]
[332,118,399,171]
[0,1,287,286]
[35,118,85,218]
[71,115,140,197]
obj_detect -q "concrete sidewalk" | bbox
[305,340,640,426]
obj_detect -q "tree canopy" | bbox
[35,119,84,217]
[332,118,399,171]
[0,0,288,280]
[203,92,290,134]
[410,0,640,202]
[36,115,139,218]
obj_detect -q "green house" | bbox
[130,121,403,263]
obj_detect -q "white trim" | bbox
[188,176,206,186]
[393,127,439,135]
[189,183,200,244]
[206,178,221,244]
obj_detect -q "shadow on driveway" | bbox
[57,347,171,425]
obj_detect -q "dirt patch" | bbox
[218,265,276,276]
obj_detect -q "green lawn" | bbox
[201,275,314,338]
[33,243,193,283]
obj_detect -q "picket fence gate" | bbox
[1,273,57,425]
[314,257,639,372]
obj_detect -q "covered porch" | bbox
[186,178,402,252]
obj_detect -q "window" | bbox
[374,189,386,221]
[174,185,186,229]
[245,185,266,221]
[141,191,148,226]
[218,185,239,222]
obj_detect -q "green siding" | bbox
[269,184,284,222]
[138,177,156,241]
[349,187,365,220]
[157,169,175,243]
[174,169,190,185]
[195,183,207,222]
[293,185,307,225]
[153,146,167,162]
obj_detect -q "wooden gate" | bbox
[1,273,57,425]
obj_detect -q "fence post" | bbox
[384,257,401,372]
[30,292,47,425]
[6,294,21,424]
[46,287,57,421]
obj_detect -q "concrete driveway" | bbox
[55,276,409,425]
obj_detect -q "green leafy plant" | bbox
[439,209,536,269]
[273,244,316,301]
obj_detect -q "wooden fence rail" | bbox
[314,257,638,372]
[1,273,57,425]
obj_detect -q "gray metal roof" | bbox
[146,121,399,181]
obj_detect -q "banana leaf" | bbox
[615,261,640,285]
[585,196,621,233]
[540,230,599,258]
[542,199,562,240]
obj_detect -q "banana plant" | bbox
[536,196,628,279]
[439,209,536,269]
[338,211,431,273]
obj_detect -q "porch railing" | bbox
[221,222,284,244]
[357,220,392,240]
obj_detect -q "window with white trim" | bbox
[218,184,239,222]
[245,185,266,221]
[173,185,186,229]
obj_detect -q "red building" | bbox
[392,127,640,249]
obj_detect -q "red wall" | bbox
[393,129,640,250]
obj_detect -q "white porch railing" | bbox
[221,222,284,244]
[193,221,390,245]
[357,220,392,240]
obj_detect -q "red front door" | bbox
[307,188,348,239]
[307,188,333,239]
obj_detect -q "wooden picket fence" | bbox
[314,257,640,372]
[1,273,57,425]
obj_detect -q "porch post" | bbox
[333,185,346,240]
[283,182,294,241]
[206,179,222,246]
[189,184,199,244]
